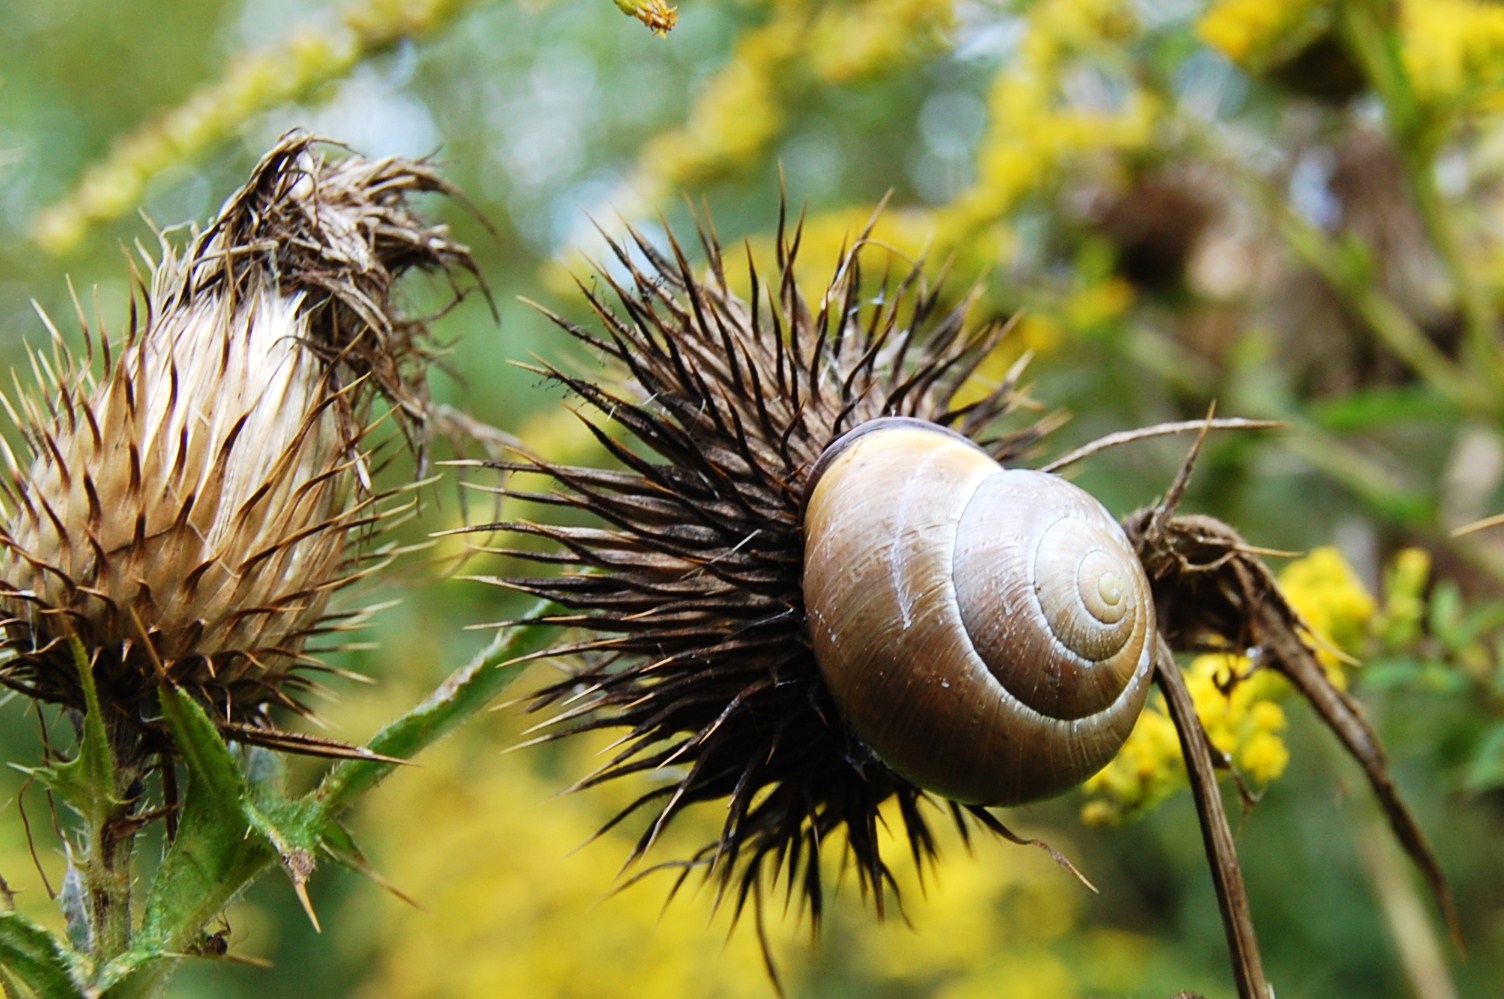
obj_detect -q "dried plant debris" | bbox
[1129,509,1461,936]
[0,131,477,769]
[482,206,1056,936]
[1125,447,1459,943]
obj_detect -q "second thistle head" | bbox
[0,132,476,764]
[488,205,1157,928]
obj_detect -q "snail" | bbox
[802,416,1156,806]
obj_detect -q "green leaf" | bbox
[1463,722,1504,793]
[0,911,89,999]
[1308,385,1460,432]
[114,614,551,997]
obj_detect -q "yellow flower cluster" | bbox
[1082,546,1377,826]
[1377,546,1430,647]
[1399,0,1504,115]
[823,814,1158,999]
[1196,0,1329,68]
[804,0,957,85]
[31,0,476,254]
[1278,543,1379,682]
[939,0,1157,248]
[637,0,957,193]
[340,695,1166,998]
[637,15,800,190]
[340,711,797,999]
[1200,0,1504,116]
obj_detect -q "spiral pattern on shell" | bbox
[802,417,1155,805]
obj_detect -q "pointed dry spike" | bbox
[1040,417,1283,474]
[29,300,66,346]
[324,837,424,910]
[218,723,409,763]
[289,873,322,934]
[1451,511,1504,536]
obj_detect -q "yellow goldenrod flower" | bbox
[938,0,1157,254]
[1377,546,1430,647]
[1399,0,1504,114]
[1082,547,1374,823]
[29,0,479,253]
[0,132,474,764]
[1276,544,1377,683]
[1197,0,1328,68]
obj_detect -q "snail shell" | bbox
[802,417,1155,805]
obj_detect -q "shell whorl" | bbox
[801,417,1155,805]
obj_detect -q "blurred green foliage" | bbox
[3,0,1504,997]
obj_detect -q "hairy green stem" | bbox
[104,608,551,999]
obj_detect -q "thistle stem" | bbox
[86,796,136,964]
[62,638,145,977]
[1152,637,1271,999]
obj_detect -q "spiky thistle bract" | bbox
[484,209,1060,934]
[0,131,476,768]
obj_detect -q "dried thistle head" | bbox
[488,208,1057,932]
[0,131,476,762]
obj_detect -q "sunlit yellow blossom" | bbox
[1081,706,1184,823]
[1239,705,1291,782]
[349,727,805,999]
[636,19,798,188]
[807,0,957,83]
[938,0,1157,257]
[1197,0,1329,68]
[1277,544,1377,683]
[1399,0,1504,114]
[1065,275,1137,330]
[1377,546,1431,646]
[1082,547,1375,823]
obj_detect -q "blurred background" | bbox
[2,0,1503,996]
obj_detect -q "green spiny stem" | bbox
[105,607,550,999]
[62,639,145,973]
